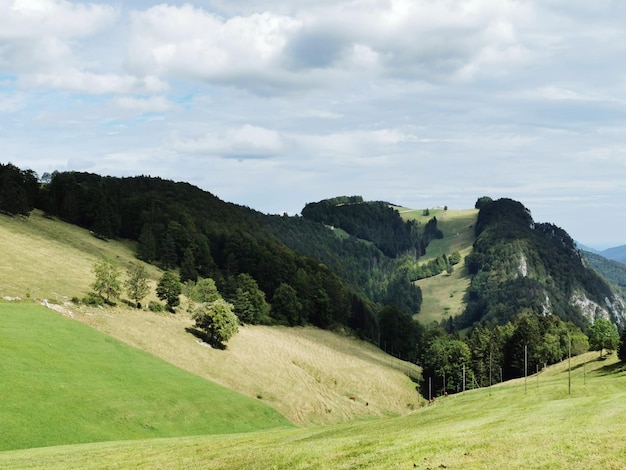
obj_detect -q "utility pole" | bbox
[442,369,446,397]
[524,344,528,394]
[568,334,571,395]
[463,364,466,394]
[429,377,432,401]
[489,350,492,397]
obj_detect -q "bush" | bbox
[82,293,105,306]
[148,301,165,312]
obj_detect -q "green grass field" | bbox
[0,302,291,451]
[2,351,625,468]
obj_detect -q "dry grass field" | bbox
[74,306,422,426]
[0,210,162,303]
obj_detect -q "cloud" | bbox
[127,5,301,82]
[21,69,168,95]
[112,95,174,112]
[172,124,289,159]
[122,0,534,93]
[0,0,117,72]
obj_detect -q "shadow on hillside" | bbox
[595,359,626,376]
[185,327,226,350]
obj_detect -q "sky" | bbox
[1,0,626,249]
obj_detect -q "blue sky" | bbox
[1,0,626,249]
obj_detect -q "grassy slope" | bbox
[2,351,625,469]
[73,306,422,426]
[398,208,478,325]
[0,302,290,451]
[0,211,422,428]
[0,210,162,302]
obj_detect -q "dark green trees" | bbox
[271,283,303,326]
[229,273,271,324]
[422,337,472,394]
[618,327,626,361]
[0,163,39,216]
[378,306,422,361]
[156,272,182,312]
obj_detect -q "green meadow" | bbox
[0,302,291,451]
[1,349,625,468]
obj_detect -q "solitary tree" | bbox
[91,258,122,304]
[588,318,619,358]
[191,299,239,348]
[124,263,150,307]
[156,271,182,312]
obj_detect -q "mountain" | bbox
[582,250,626,289]
[459,197,625,329]
[601,245,626,265]
[3,164,623,358]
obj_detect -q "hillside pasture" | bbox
[0,210,161,303]
[396,208,478,325]
[0,302,291,452]
[0,209,424,428]
[398,207,478,262]
[2,351,625,468]
[73,305,423,426]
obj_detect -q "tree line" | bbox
[4,168,434,345]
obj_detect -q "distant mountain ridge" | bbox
[600,245,626,265]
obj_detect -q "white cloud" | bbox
[4,0,626,247]
[112,95,174,112]
[0,0,117,72]
[22,69,168,95]
[127,4,301,81]
[172,124,288,159]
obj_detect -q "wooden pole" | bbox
[524,344,528,394]
[568,334,571,395]
[463,364,466,394]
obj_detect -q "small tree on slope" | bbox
[588,319,619,358]
[191,299,239,348]
[91,258,122,304]
[124,263,150,308]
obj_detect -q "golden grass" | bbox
[0,210,162,303]
[74,305,423,426]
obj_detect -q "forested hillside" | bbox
[582,250,626,289]
[5,164,626,390]
[1,166,440,346]
[460,197,625,329]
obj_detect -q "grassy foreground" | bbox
[0,302,291,451]
[2,350,625,468]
